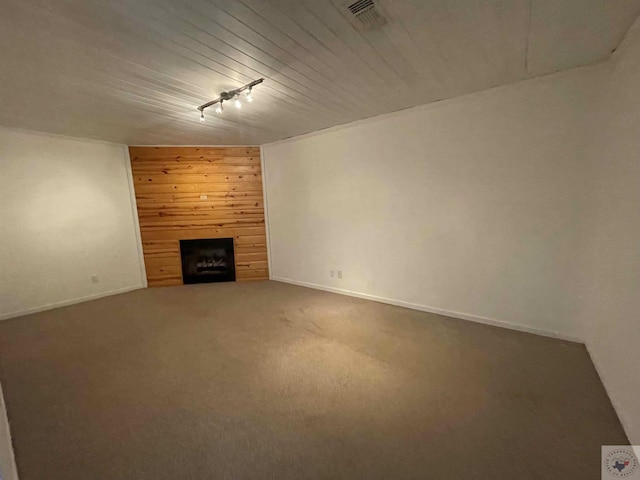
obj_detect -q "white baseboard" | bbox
[271,276,583,344]
[0,285,144,321]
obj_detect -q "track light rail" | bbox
[197,78,264,122]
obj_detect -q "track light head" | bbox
[215,102,223,114]
[199,110,205,122]
[234,95,242,109]
[245,88,253,103]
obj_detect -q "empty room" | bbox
[1,1,639,479]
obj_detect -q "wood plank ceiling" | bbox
[1,0,639,146]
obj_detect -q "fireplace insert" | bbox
[179,238,235,284]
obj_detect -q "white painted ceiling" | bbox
[1,0,639,146]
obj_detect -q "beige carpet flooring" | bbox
[0,281,628,479]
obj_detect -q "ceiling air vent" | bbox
[345,0,387,30]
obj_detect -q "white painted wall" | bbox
[579,19,640,444]
[263,66,603,342]
[0,383,18,480]
[0,128,145,320]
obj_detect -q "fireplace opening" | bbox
[179,238,235,284]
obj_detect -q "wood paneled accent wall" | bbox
[129,146,268,287]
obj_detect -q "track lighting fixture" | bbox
[197,78,263,121]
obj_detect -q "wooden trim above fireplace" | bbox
[129,146,268,287]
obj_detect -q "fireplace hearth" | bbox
[180,238,235,284]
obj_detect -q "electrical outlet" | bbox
[330,270,335,278]
[337,270,342,279]
[199,195,208,200]
[91,274,100,284]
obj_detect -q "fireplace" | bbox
[179,238,236,284]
